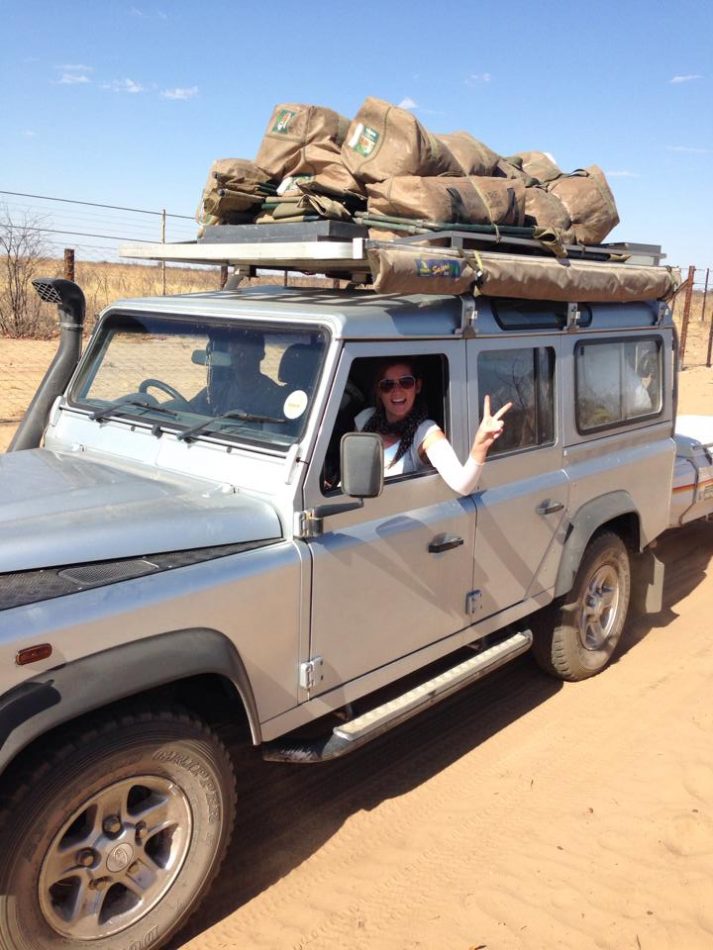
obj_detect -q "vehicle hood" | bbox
[0,449,283,572]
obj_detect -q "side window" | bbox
[321,354,448,493]
[576,338,662,432]
[477,347,555,455]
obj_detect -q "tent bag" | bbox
[342,97,463,184]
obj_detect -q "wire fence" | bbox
[0,189,196,262]
[670,265,713,368]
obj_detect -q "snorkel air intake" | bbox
[8,278,85,452]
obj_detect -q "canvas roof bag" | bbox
[255,104,350,180]
[436,132,500,176]
[197,158,273,224]
[524,185,573,238]
[298,162,367,200]
[342,98,463,184]
[368,244,477,294]
[366,177,491,225]
[469,176,526,226]
[493,157,535,184]
[368,244,679,301]
[548,165,620,245]
[510,150,562,183]
[474,252,677,301]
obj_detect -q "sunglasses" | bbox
[377,375,417,393]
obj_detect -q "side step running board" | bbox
[263,629,533,763]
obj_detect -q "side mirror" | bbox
[341,432,383,498]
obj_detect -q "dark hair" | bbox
[362,357,428,466]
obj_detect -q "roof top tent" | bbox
[120,221,676,315]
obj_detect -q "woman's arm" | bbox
[420,395,512,495]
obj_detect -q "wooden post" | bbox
[63,248,75,282]
[678,265,696,368]
[220,265,228,288]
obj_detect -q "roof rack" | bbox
[120,221,665,279]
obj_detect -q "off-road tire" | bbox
[0,706,236,950]
[532,531,631,681]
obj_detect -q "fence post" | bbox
[63,248,75,282]
[220,265,228,289]
[678,265,696,368]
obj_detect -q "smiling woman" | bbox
[356,356,511,494]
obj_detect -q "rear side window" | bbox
[575,338,662,432]
[477,347,555,455]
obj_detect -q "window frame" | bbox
[476,344,557,458]
[574,334,664,435]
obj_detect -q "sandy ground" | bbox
[1,332,712,949]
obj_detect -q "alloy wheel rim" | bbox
[38,775,192,940]
[579,563,620,651]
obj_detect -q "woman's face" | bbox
[377,362,422,424]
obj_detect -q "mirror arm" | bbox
[295,499,365,540]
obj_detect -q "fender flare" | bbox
[554,491,640,598]
[0,628,261,775]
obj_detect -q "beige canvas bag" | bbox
[510,150,562,183]
[298,162,366,200]
[368,245,679,301]
[196,158,273,225]
[368,245,478,294]
[342,97,463,183]
[436,132,500,176]
[469,177,526,226]
[366,177,491,225]
[524,185,573,237]
[548,165,619,244]
[255,104,350,180]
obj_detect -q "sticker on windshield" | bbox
[283,390,308,420]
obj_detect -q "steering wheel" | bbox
[138,378,191,407]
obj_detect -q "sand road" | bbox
[167,519,713,950]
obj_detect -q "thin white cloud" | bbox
[57,73,91,85]
[22,130,37,137]
[670,74,703,84]
[161,86,198,101]
[398,97,417,110]
[606,170,639,178]
[667,145,711,154]
[105,78,145,94]
[61,64,93,72]
[466,72,492,86]
[130,7,168,18]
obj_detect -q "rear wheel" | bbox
[0,707,236,950]
[532,531,631,681]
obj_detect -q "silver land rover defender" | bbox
[0,236,694,949]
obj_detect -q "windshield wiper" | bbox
[177,408,285,443]
[90,398,179,423]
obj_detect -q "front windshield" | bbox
[70,311,328,449]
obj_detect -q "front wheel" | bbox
[532,531,631,681]
[0,707,236,950]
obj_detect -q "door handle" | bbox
[536,500,565,515]
[428,533,464,553]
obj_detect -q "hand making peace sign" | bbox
[471,394,512,462]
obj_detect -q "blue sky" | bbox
[2,0,712,268]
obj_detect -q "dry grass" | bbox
[2,258,336,338]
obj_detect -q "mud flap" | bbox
[631,547,665,615]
